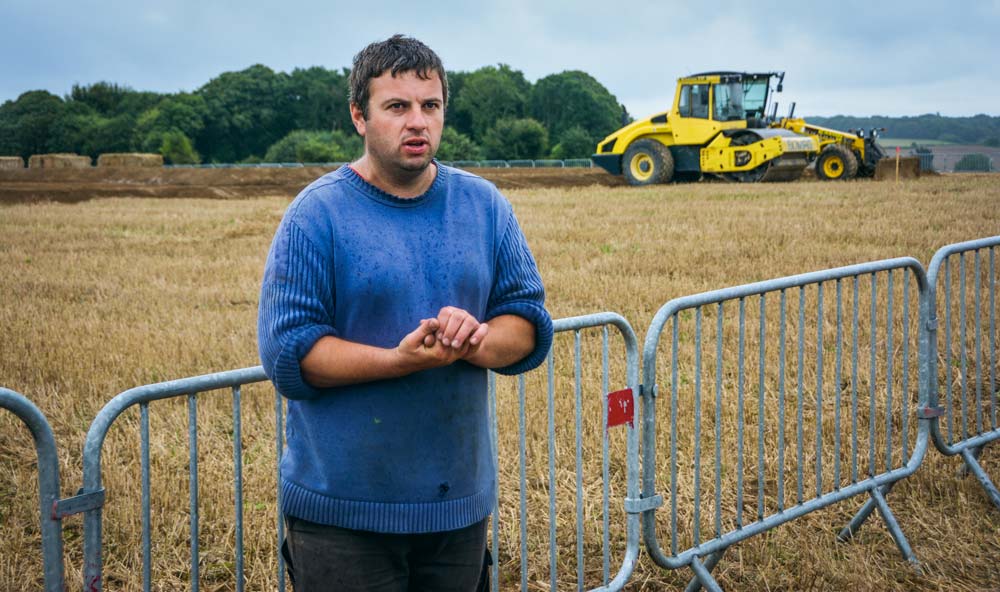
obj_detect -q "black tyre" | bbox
[815,144,859,181]
[622,139,675,186]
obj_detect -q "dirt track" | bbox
[0,166,626,204]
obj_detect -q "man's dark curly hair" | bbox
[349,34,448,120]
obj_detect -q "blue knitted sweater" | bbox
[257,163,553,533]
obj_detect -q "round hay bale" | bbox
[97,153,164,168]
[0,156,25,170]
[28,153,92,169]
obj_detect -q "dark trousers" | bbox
[282,516,489,592]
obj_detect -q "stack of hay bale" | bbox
[96,153,164,167]
[0,156,25,169]
[28,153,92,168]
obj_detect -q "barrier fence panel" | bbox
[927,236,1000,509]
[639,258,930,591]
[488,312,640,592]
[0,388,66,592]
[78,367,278,592]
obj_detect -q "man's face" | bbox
[351,70,444,177]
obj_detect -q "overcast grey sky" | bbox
[2,0,998,118]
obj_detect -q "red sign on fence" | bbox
[606,388,634,429]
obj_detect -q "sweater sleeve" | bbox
[484,211,554,376]
[257,218,337,400]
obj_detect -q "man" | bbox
[257,35,553,592]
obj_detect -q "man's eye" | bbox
[424,102,441,110]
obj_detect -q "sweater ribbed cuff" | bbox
[485,301,553,376]
[271,324,337,400]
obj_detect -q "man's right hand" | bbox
[394,317,474,371]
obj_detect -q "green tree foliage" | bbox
[158,130,201,164]
[436,126,482,161]
[483,118,548,160]
[197,64,295,163]
[953,153,993,172]
[530,71,621,146]
[450,65,531,141]
[0,91,65,158]
[287,67,353,133]
[264,130,362,163]
[549,125,596,159]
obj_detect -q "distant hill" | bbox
[804,114,1000,147]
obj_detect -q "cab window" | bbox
[679,84,710,119]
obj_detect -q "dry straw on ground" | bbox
[0,156,24,170]
[96,153,165,168]
[1,174,999,591]
[27,153,91,169]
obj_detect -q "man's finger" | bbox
[449,315,480,349]
[468,322,489,346]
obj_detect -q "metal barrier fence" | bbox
[3,239,999,590]
[488,313,640,592]
[1,313,637,591]
[0,388,66,592]
[640,258,930,591]
[926,237,1000,509]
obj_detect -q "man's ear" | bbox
[350,103,367,137]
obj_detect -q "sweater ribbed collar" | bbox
[342,161,447,208]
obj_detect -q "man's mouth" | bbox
[402,137,429,155]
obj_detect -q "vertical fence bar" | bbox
[574,330,584,591]
[834,280,843,488]
[851,276,860,484]
[736,297,746,528]
[816,282,824,498]
[546,353,557,592]
[275,391,285,592]
[960,255,969,441]
[715,303,724,538]
[778,290,787,511]
[974,251,983,434]
[141,403,151,592]
[757,294,766,521]
[945,258,954,442]
[518,371,528,592]
[991,248,997,430]
[601,326,611,585]
[188,393,200,592]
[902,270,911,463]
[694,307,703,546]
[671,316,680,555]
[232,386,245,592]
[886,270,895,471]
[796,286,805,504]
[869,274,877,478]
[489,372,499,592]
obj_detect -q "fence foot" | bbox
[868,485,919,566]
[961,446,1000,511]
[689,555,724,592]
[684,548,726,592]
[837,482,894,542]
[956,446,982,477]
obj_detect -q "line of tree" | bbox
[0,63,628,165]
[806,114,1000,146]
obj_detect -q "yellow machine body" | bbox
[592,72,883,184]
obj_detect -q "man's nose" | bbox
[404,107,428,129]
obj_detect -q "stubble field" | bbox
[1,173,999,591]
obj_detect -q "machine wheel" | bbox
[815,144,859,181]
[623,139,674,186]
